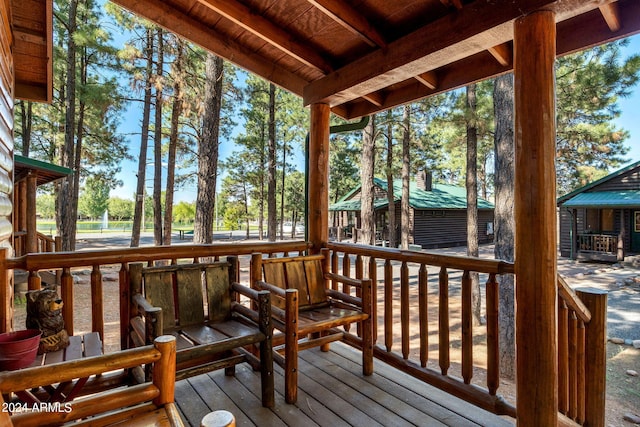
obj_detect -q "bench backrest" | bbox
[141,262,232,329]
[259,254,327,309]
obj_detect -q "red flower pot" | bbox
[0,329,41,370]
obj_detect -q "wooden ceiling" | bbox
[11,0,53,102]
[15,0,640,116]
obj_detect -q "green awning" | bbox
[562,190,640,208]
[14,154,73,186]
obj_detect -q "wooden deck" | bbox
[175,342,514,426]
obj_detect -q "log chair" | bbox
[129,258,274,408]
[251,248,373,404]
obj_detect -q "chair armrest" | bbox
[326,289,362,307]
[131,293,163,343]
[132,293,157,315]
[231,282,272,330]
[255,280,287,298]
[325,272,365,288]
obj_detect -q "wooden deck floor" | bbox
[175,342,514,427]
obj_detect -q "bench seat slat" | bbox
[83,332,103,357]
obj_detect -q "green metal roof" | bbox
[14,154,73,186]
[561,190,640,208]
[330,177,494,211]
[557,160,640,204]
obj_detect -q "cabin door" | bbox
[632,211,640,253]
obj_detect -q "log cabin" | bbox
[558,159,640,262]
[330,173,495,248]
[1,0,639,426]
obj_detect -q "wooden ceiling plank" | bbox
[110,0,309,96]
[599,2,621,32]
[195,0,334,73]
[303,0,608,107]
[414,71,437,90]
[487,42,512,67]
[306,0,387,48]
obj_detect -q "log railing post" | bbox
[119,262,130,350]
[514,9,558,426]
[61,267,74,335]
[0,248,11,333]
[153,335,177,406]
[576,288,607,427]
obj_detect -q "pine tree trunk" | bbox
[131,30,154,248]
[163,40,184,246]
[280,143,286,238]
[194,54,223,244]
[466,84,481,325]
[57,0,78,252]
[386,111,396,248]
[19,101,32,156]
[267,83,277,242]
[493,73,516,379]
[401,105,410,250]
[360,115,375,246]
[258,126,265,240]
[153,29,164,246]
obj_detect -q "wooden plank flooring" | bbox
[175,342,515,426]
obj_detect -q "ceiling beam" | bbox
[306,0,387,48]
[195,0,333,73]
[414,71,438,90]
[362,91,384,107]
[487,42,512,67]
[110,0,310,96]
[599,2,621,32]
[303,0,610,108]
[335,0,640,119]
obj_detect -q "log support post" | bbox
[514,10,558,426]
[25,172,38,254]
[576,288,607,427]
[308,103,330,253]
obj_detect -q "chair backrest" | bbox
[142,262,231,330]
[260,254,326,309]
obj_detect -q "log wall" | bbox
[0,0,14,333]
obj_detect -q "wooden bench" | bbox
[129,259,274,408]
[0,336,184,426]
[251,249,373,404]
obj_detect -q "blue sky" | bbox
[112,34,640,204]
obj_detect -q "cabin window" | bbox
[585,208,614,233]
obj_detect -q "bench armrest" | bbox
[230,282,272,335]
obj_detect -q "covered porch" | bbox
[2,0,639,426]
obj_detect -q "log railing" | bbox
[326,242,607,426]
[557,276,607,426]
[577,233,617,255]
[327,241,516,417]
[3,241,310,349]
[12,232,59,257]
[1,239,607,425]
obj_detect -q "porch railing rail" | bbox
[577,233,617,255]
[3,241,310,350]
[12,232,59,257]
[326,242,607,426]
[557,276,607,426]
